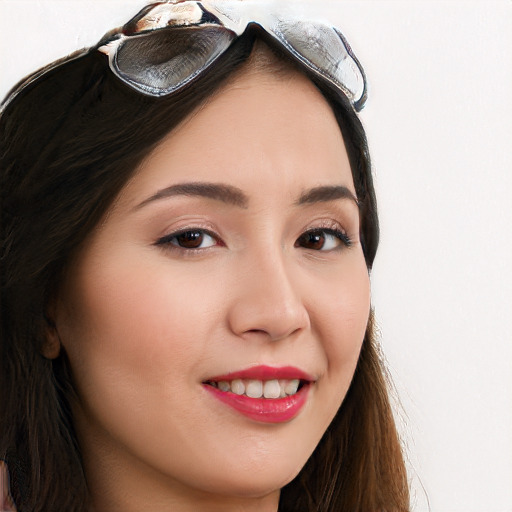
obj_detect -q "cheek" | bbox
[58,253,222,387]
[309,255,370,410]
[331,268,369,366]
[55,249,233,473]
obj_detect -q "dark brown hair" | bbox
[0,27,408,512]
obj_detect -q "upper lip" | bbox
[204,365,315,382]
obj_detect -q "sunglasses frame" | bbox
[1,0,368,116]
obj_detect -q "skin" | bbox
[50,62,371,512]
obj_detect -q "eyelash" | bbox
[295,228,352,251]
[155,226,352,253]
[155,228,222,252]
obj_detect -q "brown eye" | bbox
[156,229,218,250]
[295,229,351,251]
[297,230,326,250]
[174,230,205,248]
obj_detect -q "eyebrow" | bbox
[135,182,249,210]
[134,182,359,211]
[295,185,359,207]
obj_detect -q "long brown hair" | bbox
[0,28,408,512]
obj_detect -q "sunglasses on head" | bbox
[1,0,367,115]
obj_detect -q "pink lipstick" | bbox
[203,365,313,423]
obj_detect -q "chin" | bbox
[183,444,308,499]
[197,466,300,500]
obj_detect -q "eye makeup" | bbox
[295,228,352,251]
[154,222,353,257]
[154,227,224,253]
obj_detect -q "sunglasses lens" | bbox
[274,21,365,104]
[113,26,236,96]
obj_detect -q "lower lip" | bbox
[203,384,310,423]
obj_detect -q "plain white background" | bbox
[1,1,511,511]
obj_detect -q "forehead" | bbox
[118,64,354,209]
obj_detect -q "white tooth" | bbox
[284,379,300,395]
[279,380,287,398]
[263,379,281,399]
[218,381,230,392]
[245,380,263,398]
[231,379,245,395]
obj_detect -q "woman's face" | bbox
[54,64,370,509]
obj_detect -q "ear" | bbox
[0,460,17,512]
[41,302,62,360]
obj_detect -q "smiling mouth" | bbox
[203,378,307,399]
[202,365,313,423]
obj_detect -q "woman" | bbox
[0,1,409,511]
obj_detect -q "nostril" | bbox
[241,325,303,343]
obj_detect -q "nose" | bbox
[227,253,310,342]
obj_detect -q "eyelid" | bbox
[297,217,356,249]
[154,226,224,250]
[301,218,349,236]
[297,227,352,250]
